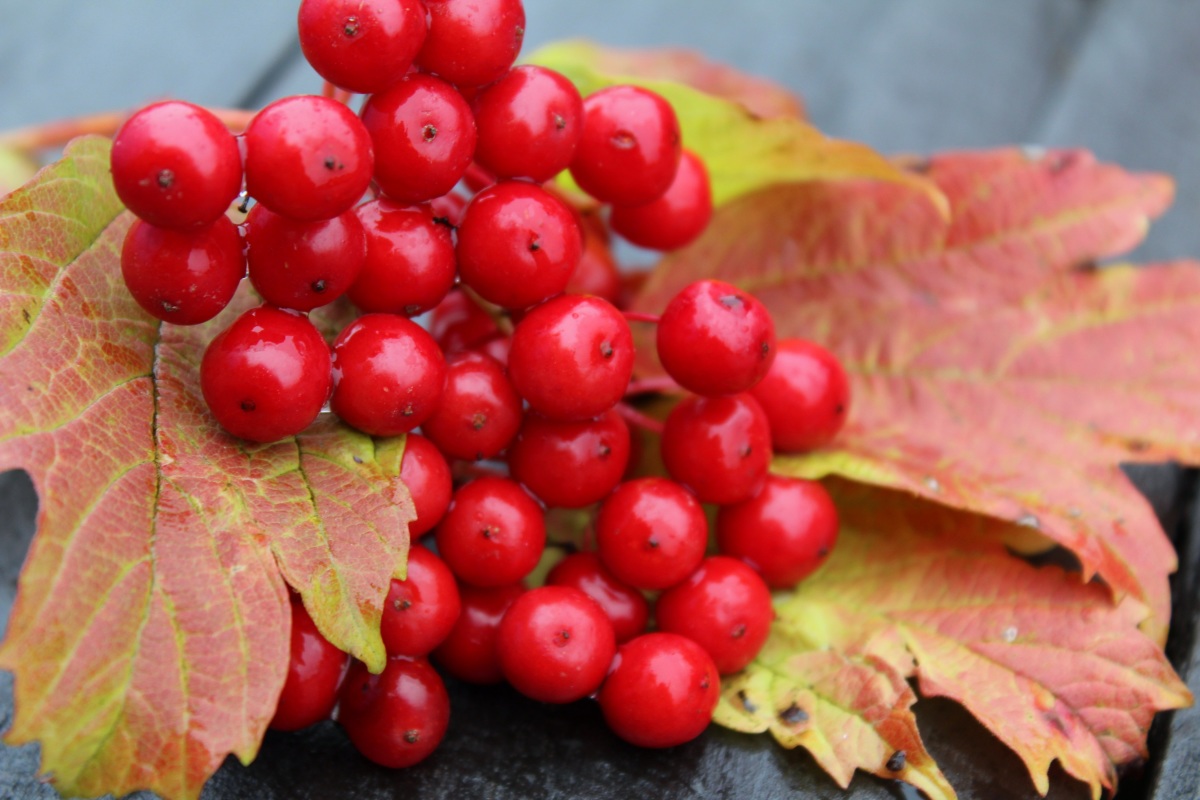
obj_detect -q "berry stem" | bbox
[615,402,666,436]
[624,376,682,397]
[0,108,256,153]
[622,310,661,324]
[461,286,515,337]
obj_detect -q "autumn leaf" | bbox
[0,137,415,800]
[717,481,1190,800]
[527,40,942,209]
[632,148,1193,639]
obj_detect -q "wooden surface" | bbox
[2,1,1200,798]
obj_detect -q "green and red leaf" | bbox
[0,137,414,800]
[720,482,1191,799]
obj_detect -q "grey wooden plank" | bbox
[0,0,301,130]
[1031,0,1200,263]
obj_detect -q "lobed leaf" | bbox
[0,137,415,800]
[633,148,1191,638]
[720,481,1191,799]
[526,40,942,209]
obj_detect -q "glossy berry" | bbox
[749,338,851,452]
[348,199,456,316]
[497,585,616,704]
[655,556,774,675]
[270,598,348,731]
[429,289,501,354]
[507,294,633,420]
[597,632,720,748]
[399,434,453,538]
[298,0,428,94]
[381,545,461,657]
[594,477,708,591]
[610,150,712,251]
[472,65,584,182]
[110,100,242,230]
[456,182,582,310]
[570,85,681,207]
[656,279,776,397]
[120,216,244,325]
[360,73,477,205]
[435,477,545,587]
[565,225,621,304]
[245,204,366,311]
[546,552,649,643]
[432,582,525,684]
[244,95,373,221]
[415,0,526,88]
[507,409,630,508]
[660,393,772,505]
[200,306,332,442]
[717,475,839,588]
[338,656,449,768]
[330,314,446,436]
[421,352,522,461]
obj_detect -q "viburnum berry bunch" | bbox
[105,0,853,769]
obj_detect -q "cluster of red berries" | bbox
[106,0,852,770]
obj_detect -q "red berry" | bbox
[656,279,776,397]
[569,85,681,207]
[416,0,526,88]
[360,73,477,205]
[472,65,584,182]
[110,100,242,230]
[717,475,839,588]
[381,545,461,657]
[200,306,332,442]
[456,182,582,310]
[330,314,447,436]
[427,191,470,228]
[496,585,616,704]
[546,552,649,643]
[655,556,774,675]
[347,199,456,316]
[435,477,545,587]
[660,393,772,505]
[429,289,501,354]
[507,294,633,420]
[298,0,428,94]
[610,150,712,251]
[420,352,523,461]
[596,632,719,748]
[338,656,450,768]
[432,582,525,684]
[399,434,453,538]
[270,598,348,731]
[507,409,630,508]
[749,338,851,452]
[245,204,366,311]
[120,216,244,325]
[244,95,373,221]
[594,477,708,591]
[565,226,621,304]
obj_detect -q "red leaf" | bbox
[634,148,1189,637]
[0,137,414,800]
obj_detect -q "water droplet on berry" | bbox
[611,130,636,150]
[719,294,744,309]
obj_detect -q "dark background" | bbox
[2,1,1200,798]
